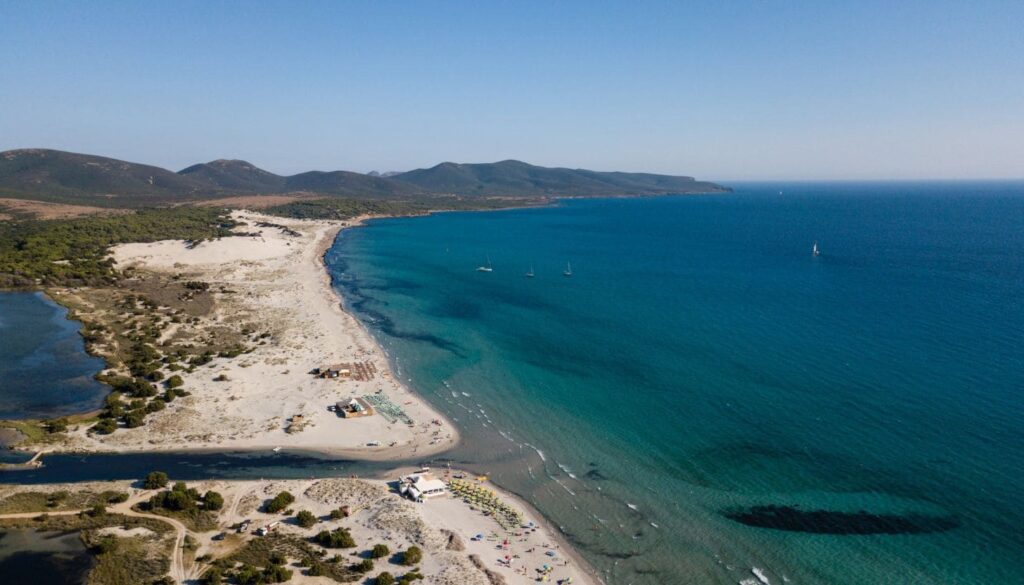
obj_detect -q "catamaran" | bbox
[563,261,573,277]
[812,242,821,256]
[477,256,493,272]
[525,264,535,278]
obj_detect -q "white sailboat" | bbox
[525,264,535,278]
[563,261,573,277]
[476,255,493,272]
[812,242,821,257]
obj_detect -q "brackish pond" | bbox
[0,529,93,585]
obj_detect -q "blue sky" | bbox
[1,1,1021,180]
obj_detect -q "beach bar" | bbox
[398,472,448,501]
[335,397,374,418]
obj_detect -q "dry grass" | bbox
[191,194,317,209]
[0,197,130,220]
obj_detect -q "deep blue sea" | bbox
[325,182,1024,585]
[0,292,107,420]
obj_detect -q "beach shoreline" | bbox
[37,211,459,460]
[2,207,606,584]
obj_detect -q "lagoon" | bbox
[0,292,107,420]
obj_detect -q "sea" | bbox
[324,182,1024,585]
[2,182,1022,584]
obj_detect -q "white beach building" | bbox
[398,472,448,501]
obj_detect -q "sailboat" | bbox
[525,264,535,278]
[476,255,493,272]
[812,241,821,256]
[563,261,573,277]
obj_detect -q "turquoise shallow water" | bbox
[327,183,1024,585]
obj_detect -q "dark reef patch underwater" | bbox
[723,505,959,534]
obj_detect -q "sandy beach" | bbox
[53,211,458,460]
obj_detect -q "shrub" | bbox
[200,567,222,585]
[329,506,349,519]
[203,490,224,511]
[295,510,317,528]
[263,564,293,583]
[107,492,129,504]
[234,564,263,585]
[145,399,166,413]
[314,527,356,548]
[265,491,295,513]
[143,471,169,489]
[306,563,325,577]
[401,546,422,566]
[166,375,184,388]
[377,573,396,585]
[47,418,68,433]
[92,418,117,434]
[124,409,146,428]
[370,543,390,559]
[94,535,118,553]
[351,558,374,573]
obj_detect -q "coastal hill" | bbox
[0,148,728,207]
[392,159,725,197]
[178,159,287,192]
[0,148,206,203]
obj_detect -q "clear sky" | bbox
[1,1,1022,180]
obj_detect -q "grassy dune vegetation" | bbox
[0,207,238,288]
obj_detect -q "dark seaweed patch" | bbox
[723,505,958,535]
[330,265,464,355]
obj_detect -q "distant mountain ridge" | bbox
[0,148,728,206]
[393,159,724,197]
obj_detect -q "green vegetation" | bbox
[0,149,726,208]
[370,543,390,558]
[204,490,225,511]
[264,195,540,221]
[350,558,374,573]
[376,573,395,585]
[230,562,293,584]
[295,509,317,528]
[0,512,173,585]
[0,206,237,288]
[144,471,170,489]
[140,480,219,531]
[222,533,358,583]
[400,545,422,566]
[264,491,295,514]
[0,489,128,514]
[83,530,173,585]
[396,571,424,584]
[314,527,356,549]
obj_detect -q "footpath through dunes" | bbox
[45,211,457,459]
